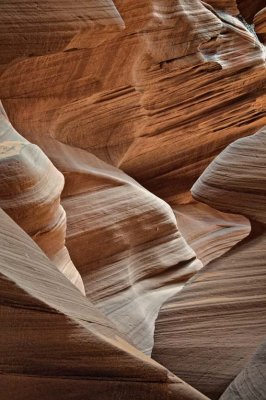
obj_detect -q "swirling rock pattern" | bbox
[192,127,266,223]
[0,103,85,294]
[173,201,250,266]
[153,229,266,399]
[254,7,266,43]
[0,0,266,399]
[35,138,203,355]
[153,128,266,399]
[237,0,265,23]
[0,0,265,205]
[0,0,123,68]
[0,209,209,400]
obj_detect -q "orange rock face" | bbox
[1,0,266,205]
[0,0,265,399]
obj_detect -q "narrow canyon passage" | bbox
[0,1,265,399]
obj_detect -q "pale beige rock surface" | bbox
[0,103,85,295]
[153,127,266,399]
[192,126,266,223]
[173,201,250,266]
[35,137,203,355]
[0,209,209,400]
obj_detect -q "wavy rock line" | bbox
[0,103,84,294]
[0,208,209,400]
[153,126,266,399]
[35,137,203,355]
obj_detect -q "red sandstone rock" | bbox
[0,1,266,399]
[254,7,266,43]
[0,1,265,205]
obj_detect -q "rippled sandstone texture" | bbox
[38,137,203,355]
[220,340,266,400]
[0,209,209,400]
[1,0,266,204]
[153,128,266,399]
[0,0,266,399]
[0,103,85,295]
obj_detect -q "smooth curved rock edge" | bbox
[220,340,266,400]
[0,0,265,206]
[0,102,85,295]
[0,105,204,355]
[0,0,265,399]
[153,126,266,399]
[0,208,209,400]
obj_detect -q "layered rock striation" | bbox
[153,127,266,399]
[0,0,266,399]
[8,131,203,355]
[0,0,265,204]
[0,103,85,294]
[0,209,210,400]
